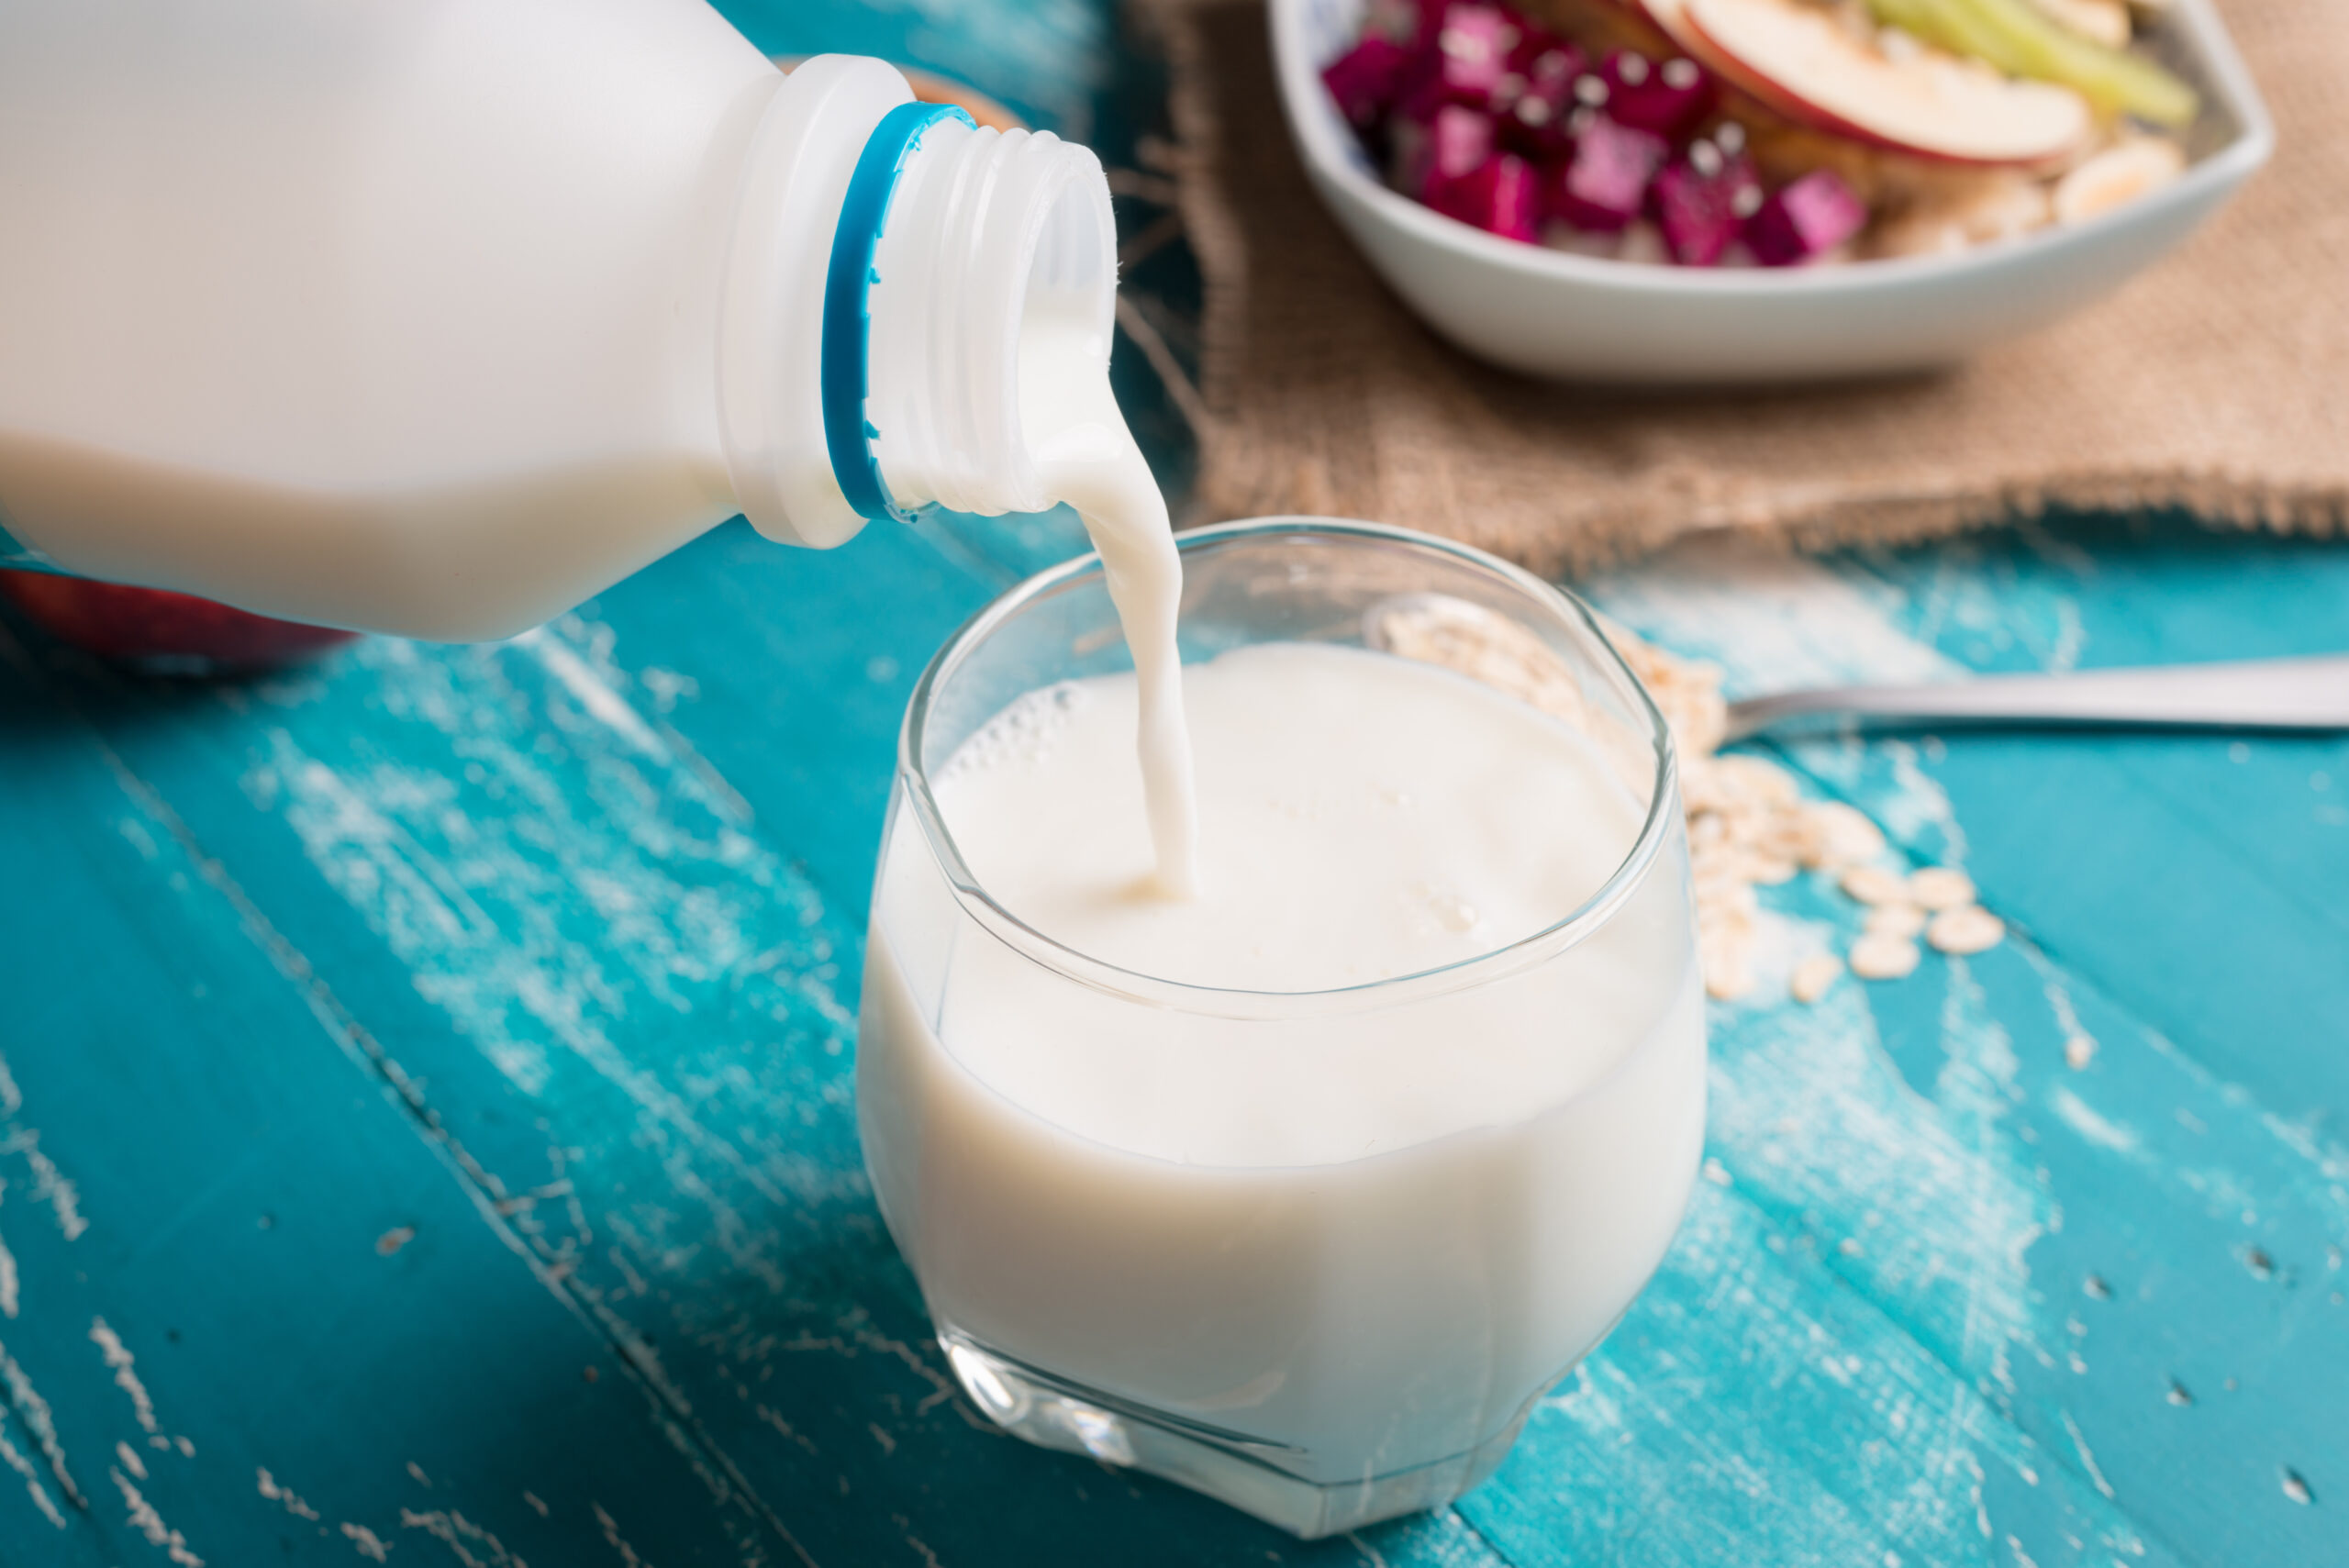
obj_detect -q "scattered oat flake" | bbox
[2065,1034,2098,1071]
[1864,902,1926,938]
[2282,1468,2313,1505]
[1798,801,1884,870]
[1840,866,1910,906]
[1907,866,1976,910]
[1790,954,1843,1005]
[1926,904,2005,955]
[374,1227,416,1257]
[1850,933,1921,981]
[1702,924,1756,1001]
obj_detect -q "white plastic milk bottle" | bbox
[0,0,1135,642]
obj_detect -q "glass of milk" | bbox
[860,517,1706,1537]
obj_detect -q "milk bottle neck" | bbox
[716,58,1119,550]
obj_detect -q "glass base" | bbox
[938,1329,1531,1539]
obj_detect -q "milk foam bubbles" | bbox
[859,637,1706,1530]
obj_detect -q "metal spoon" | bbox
[1724,654,2349,743]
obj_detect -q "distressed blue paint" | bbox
[3,4,2347,1566]
[9,515,2345,1568]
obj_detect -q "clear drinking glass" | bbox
[857,517,1706,1537]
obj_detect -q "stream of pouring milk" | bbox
[1018,306,1200,898]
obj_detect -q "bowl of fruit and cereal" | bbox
[1271,0,2271,381]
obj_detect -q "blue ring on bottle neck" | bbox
[820,99,974,528]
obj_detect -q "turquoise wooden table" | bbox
[4,4,2345,1565]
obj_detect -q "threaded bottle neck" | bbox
[863,120,1118,519]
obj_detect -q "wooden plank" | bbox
[0,628,776,1566]
[8,505,2345,1567]
[1581,517,2349,1566]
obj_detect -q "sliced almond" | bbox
[2054,137,2186,226]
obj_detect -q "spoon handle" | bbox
[1724,655,2349,743]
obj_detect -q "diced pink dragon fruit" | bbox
[1431,152,1542,242]
[1497,35,1587,160]
[1397,3,1521,117]
[1546,114,1668,233]
[1745,170,1868,266]
[1650,135,1763,266]
[1322,35,1416,128]
[1399,101,1497,205]
[1599,50,1716,139]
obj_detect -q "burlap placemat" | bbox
[1133,0,2347,573]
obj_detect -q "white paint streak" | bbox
[0,1054,18,1114]
[1586,538,1963,697]
[1706,937,2047,1400]
[1,1131,88,1240]
[0,1229,17,1318]
[1878,740,1968,864]
[2024,952,2100,1073]
[2048,1088,2141,1154]
[521,630,665,756]
[91,1318,162,1434]
[2060,1410,2116,1499]
[401,1507,525,1568]
[0,1340,82,1507]
[754,1405,819,1456]
[114,1465,205,1565]
[0,1418,65,1529]
[343,1521,395,1562]
[259,1466,322,1520]
[594,1501,653,1568]
[117,1440,148,1480]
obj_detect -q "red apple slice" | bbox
[1682,0,2092,167]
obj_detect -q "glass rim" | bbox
[895,516,1681,1020]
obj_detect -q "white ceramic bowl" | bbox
[1269,0,2274,382]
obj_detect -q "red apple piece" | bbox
[1682,0,2092,167]
[1631,0,1708,54]
[0,573,356,670]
